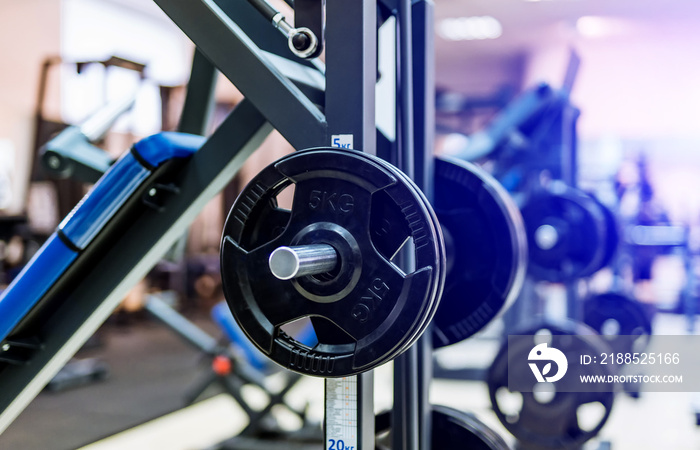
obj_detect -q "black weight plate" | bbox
[316,155,446,365]
[310,178,444,360]
[377,160,447,360]
[344,152,448,364]
[521,184,607,282]
[335,155,447,364]
[487,320,615,449]
[313,171,446,364]
[583,293,652,355]
[375,405,510,450]
[432,156,527,348]
[302,156,447,366]
[431,405,511,450]
[220,148,445,377]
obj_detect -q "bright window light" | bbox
[438,16,503,41]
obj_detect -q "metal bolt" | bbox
[149,188,157,197]
[291,32,311,51]
[2,343,10,352]
[287,27,318,59]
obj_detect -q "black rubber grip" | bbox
[246,0,279,22]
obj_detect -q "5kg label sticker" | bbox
[331,134,354,149]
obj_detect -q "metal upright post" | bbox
[392,1,429,449]
[411,3,436,450]
[178,48,218,136]
[162,48,219,265]
[560,103,579,189]
[325,0,377,154]
[323,2,377,450]
[562,100,581,321]
[412,0,436,199]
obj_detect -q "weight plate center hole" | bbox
[535,224,559,250]
[289,223,364,303]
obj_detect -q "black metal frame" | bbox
[0,2,437,448]
[0,99,272,432]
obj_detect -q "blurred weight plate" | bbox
[432,156,527,348]
[487,319,615,449]
[520,183,607,282]
[375,404,510,450]
[583,292,652,355]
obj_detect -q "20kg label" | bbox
[328,439,354,450]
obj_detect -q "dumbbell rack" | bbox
[500,75,619,450]
[0,1,439,448]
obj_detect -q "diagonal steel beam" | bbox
[155,0,327,149]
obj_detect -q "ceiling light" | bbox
[438,16,503,41]
[576,16,623,38]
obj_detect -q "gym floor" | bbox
[1,311,699,450]
[0,314,220,450]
